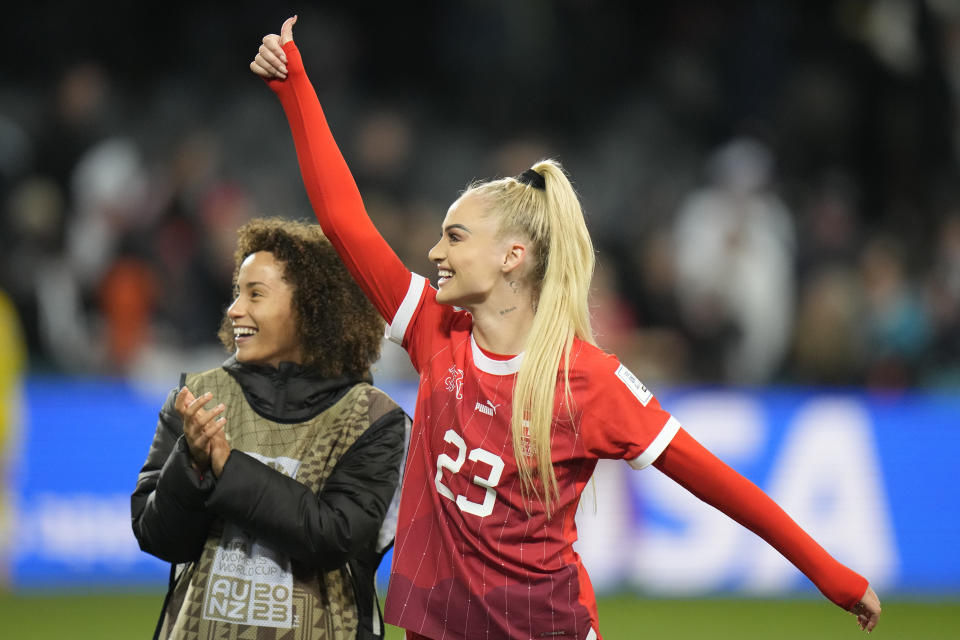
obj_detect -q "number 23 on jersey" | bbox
[434,428,505,517]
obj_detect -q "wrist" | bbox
[212,449,231,479]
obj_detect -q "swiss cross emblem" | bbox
[444,365,464,399]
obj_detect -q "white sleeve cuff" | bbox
[386,273,427,345]
[628,415,681,469]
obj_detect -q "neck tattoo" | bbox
[508,280,519,294]
[499,306,517,316]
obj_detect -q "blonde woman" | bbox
[252,17,881,640]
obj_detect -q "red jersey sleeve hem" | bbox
[627,415,681,469]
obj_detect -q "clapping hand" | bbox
[174,387,226,472]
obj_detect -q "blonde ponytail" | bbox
[464,159,595,515]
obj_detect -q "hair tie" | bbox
[516,168,546,190]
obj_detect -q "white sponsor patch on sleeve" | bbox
[615,364,653,406]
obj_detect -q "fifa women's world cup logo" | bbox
[444,365,464,399]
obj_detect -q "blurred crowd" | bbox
[1,0,959,391]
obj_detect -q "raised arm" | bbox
[654,428,881,632]
[252,16,412,323]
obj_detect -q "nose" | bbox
[227,296,244,319]
[428,237,444,263]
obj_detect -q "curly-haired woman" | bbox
[131,217,409,640]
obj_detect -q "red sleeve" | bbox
[266,41,411,323]
[576,352,678,466]
[653,428,869,610]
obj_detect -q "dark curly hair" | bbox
[217,217,384,378]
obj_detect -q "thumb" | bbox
[280,15,297,45]
[175,386,195,412]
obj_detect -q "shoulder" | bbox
[568,340,656,405]
[422,297,473,337]
[346,382,407,425]
[365,383,403,414]
[342,384,408,454]
[567,339,620,381]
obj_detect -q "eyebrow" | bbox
[239,281,270,289]
[443,223,471,234]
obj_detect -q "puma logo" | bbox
[474,399,500,416]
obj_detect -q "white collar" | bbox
[470,332,524,376]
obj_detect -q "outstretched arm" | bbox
[253,17,412,323]
[653,428,881,632]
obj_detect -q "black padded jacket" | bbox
[130,356,408,639]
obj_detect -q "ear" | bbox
[501,241,527,274]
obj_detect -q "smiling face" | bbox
[227,251,303,367]
[427,194,521,308]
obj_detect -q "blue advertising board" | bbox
[574,388,959,597]
[5,378,958,596]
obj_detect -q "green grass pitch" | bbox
[0,590,956,639]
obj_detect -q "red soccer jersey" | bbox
[380,274,679,640]
[268,42,679,640]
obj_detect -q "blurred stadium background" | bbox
[1,1,959,638]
